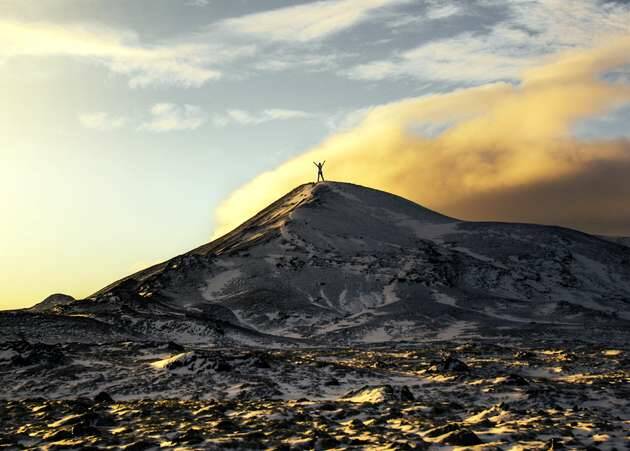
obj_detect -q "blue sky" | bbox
[1,0,630,308]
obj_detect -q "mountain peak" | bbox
[195,181,457,257]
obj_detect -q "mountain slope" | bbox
[8,181,630,345]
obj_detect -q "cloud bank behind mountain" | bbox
[214,38,630,237]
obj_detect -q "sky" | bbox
[1,0,630,310]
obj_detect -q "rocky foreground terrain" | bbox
[1,339,628,450]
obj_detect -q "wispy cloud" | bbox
[213,109,313,127]
[186,0,210,6]
[425,3,461,20]
[219,0,408,42]
[252,50,344,73]
[140,103,207,132]
[0,19,253,88]
[325,107,378,132]
[346,31,531,82]
[386,2,460,28]
[78,112,127,131]
[347,0,630,83]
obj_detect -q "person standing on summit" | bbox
[314,161,325,183]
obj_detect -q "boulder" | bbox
[438,429,483,446]
[428,356,469,373]
[94,392,114,404]
[342,385,415,403]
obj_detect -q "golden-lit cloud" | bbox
[214,37,630,237]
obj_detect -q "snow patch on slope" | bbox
[382,283,400,306]
[202,269,243,300]
[433,291,457,307]
[435,321,478,340]
[400,220,461,242]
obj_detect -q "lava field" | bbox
[1,340,628,450]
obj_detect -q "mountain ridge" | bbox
[3,181,629,346]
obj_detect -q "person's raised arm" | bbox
[322,161,326,166]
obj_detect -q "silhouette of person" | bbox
[314,161,325,183]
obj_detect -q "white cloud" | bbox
[141,103,207,132]
[214,109,313,127]
[347,31,532,82]
[426,2,461,20]
[78,112,127,131]
[0,19,254,88]
[347,0,630,83]
[386,0,461,28]
[265,109,313,120]
[325,107,377,131]
[253,50,344,72]
[220,0,408,42]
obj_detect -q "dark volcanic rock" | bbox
[122,440,159,450]
[423,423,461,438]
[94,392,114,404]
[502,373,529,386]
[438,429,483,446]
[165,341,185,353]
[342,384,415,402]
[429,356,469,373]
[176,428,204,445]
[9,342,67,368]
[43,429,74,441]
[215,419,238,431]
[71,423,100,437]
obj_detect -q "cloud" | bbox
[140,103,207,132]
[346,31,532,82]
[347,0,630,83]
[78,112,126,131]
[213,37,630,238]
[252,50,345,73]
[219,0,408,42]
[387,1,460,27]
[0,19,255,87]
[425,2,461,20]
[213,109,313,127]
[325,107,380,132]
